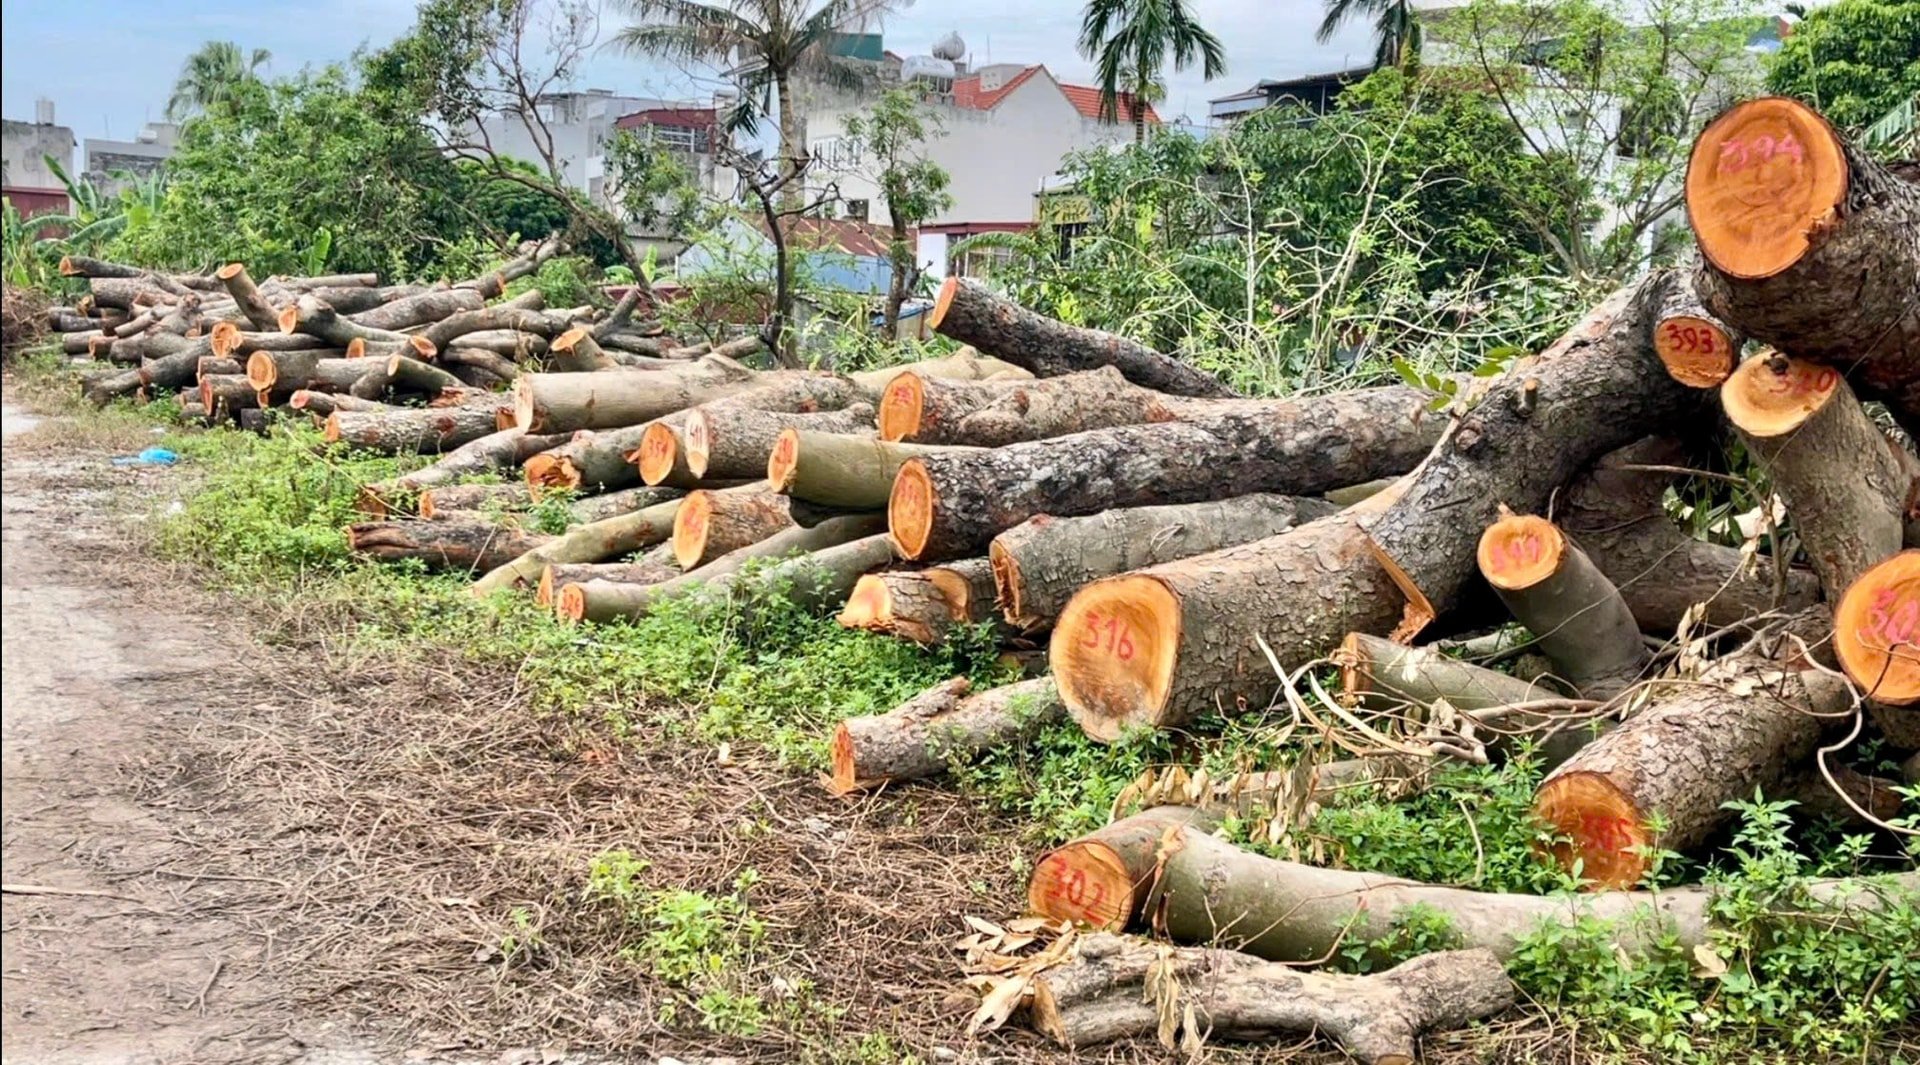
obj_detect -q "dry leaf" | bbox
[967,974,1030,1034]
[1692,942,1728,978]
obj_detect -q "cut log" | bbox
[513,356,757,433]
[929,276,1235,398]
[1833,551,1920,707]
[1477,514,1650,698]
[838,571,961,645]
[1651,270,1742,388]
[458,236,562,299]
[200,373,259,418]
[418,303,569,351]
[1557,438,1822,632]
[1535,658,1849,889]
[539,551,679,608]
[672,486,794,570]
[892,385,1441,562]
[566,485,687,524]
[196,355,243,380]
[1722,352,1918,601]
[346,287,484,332]
[285,294,417,350]
[1028,932,1513,1065]
[927,557,998,627]
[828,677,1063,793]
[548,326,618,372]
[1027,808,1916,961]
[354,427,571,516]
[440,347,521,383]
[559,513,886,622]
[1687,97,1920,430]
[470,498,684,597]
[214,263,282,331]
[768,430,974,510]
[325,404,500,455]
[684,404,876,482]
[347,518,553,573]
[419,482,533,518]
[288,390,389,416]
[990,494,1337,632]
[876,371,1030,443]
[1364,273,1699,639]
[1053,488,1411,740]
[632,420,693,487]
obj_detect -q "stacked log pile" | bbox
[59,97,1915,1060]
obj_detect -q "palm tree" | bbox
[1316,0,1420,70]
[166,41,271,121]
[612,1,893,199]
[1077,0,1226,144]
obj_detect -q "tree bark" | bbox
[990,494,1336,632]
[838,570,964,645]
[1558,438,1824,633]
[1364,272,1700,639]
[875,371,1033,443]
[768,430,975,510]
[564,485,689,524]
[548,326,619,372]
[891,384,1442,561]
[470,498,685,598]
[828,677,1063,793]
[1477,514,1650,699]
[560,514,886,622]
[418,302,570,352]
[1535,657,1849,889]
[1053,489,1415,740]
[1027,808,1917,961]
[1722,352,1919,602]
[1688,97,1920,431]
[289,390,390,417]
[539,552,680,608]
[684,404,876,482]
[324,404,500,455]
[346,287,484,332]
[1651,269,1742,388]
[347,518,553,574]
[1027,933,1513,1065]
[355,428,568,516]
[672,485,795,570]
[215,263,282,331]
[1833,551,1920,707]
[285,294,417,350]
[200,373,259,419]
[418,482,535,518]
[930,276,1235,398]
[512,356,758,433]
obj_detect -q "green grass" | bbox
[70,401,1917,1063]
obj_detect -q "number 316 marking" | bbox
[1080,612,1135,660]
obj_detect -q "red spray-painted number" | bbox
[1579,814,1637,854]
[1763,365,1837,396]
[1660,321,1717,356]
[1496,532,1545,573]
[1718,133,1804,175]
[1048,866,1108,913]
[1865,588,1919,646]
[1079,612,1136,660]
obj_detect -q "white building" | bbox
[464,89,666,205]
[797,39,1157,278]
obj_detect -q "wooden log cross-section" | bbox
[768,430,975,510]
[1687,96,1920,434]
[836,558,997,645]
[890,384,1443,562]
[671,486,794,571]
[1834,551,1920,709]
[929,276,1236,398]
[1477,513,1650,699]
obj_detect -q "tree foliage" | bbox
[1077,0,1226,141]
[1318,0,1421,69]
[166,40,273,122]
[1765,0,1920,135]
[840,89,952,332]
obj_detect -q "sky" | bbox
[0,0,1383,144]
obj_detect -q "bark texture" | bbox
[1478,515,1650,698]
[892,384,1442,561]
[348,518,553,574]
[828,677,1063,793]
[357,429,567,516]
[991,494,1336,631]
[930,277,1235,398]
[685,404,875,481]
[469,498,684,597]
[325,404,500,455]
[673,486,795,570]
[513,356,757,433]
[769,431,972,510]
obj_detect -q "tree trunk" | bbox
[632,419,696,488]
[1558,438,1823,633]
[1722,352,1918,601]
[848,348,1031,396]
[470,497,685,598]
[549,326,619,372]
[769,430,975,510]
[215,263,282,331]
[930,277,1235,398]
[1027,808,1916,961]
[285,295,417,350]
[418,482,534,518]
[565,485,689,525]
[838,570,963,645]
[1833,551,1920,707]
[684,404,876,482]
[346,287,484,332]
[1028,932,1513,1065]
[324,404,500,455]
[356,428,569,516]
[539,551,680,608]
[883,205,909,339]
[559,514,885,623]
[891,384,1442,561]
[1364,272,1700,639]
[990,494,1336,632]
[440,347,521,384]
[1053,488,1411,741]
[289,390,390,417]
[1535,656,1849,889]
[672,486,795,570]
[200,373,259,419]
[1688,97,1920,431]
[1478,514,1650,698]
[1651,268,1741,388]
[828,677,1063,793]
[347,518,553,574]
[417,302,569,352]
[512,356,758,433]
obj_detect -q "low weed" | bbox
[584,851,768,1035]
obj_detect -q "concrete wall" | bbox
[2,119,76,190]
[467,93,658,201]
[803,72,1137,226]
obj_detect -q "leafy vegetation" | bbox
[1765,0,1920,138]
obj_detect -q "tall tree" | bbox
[612,0,894,201]
[166,41,272,121]
[1077,0,1226,143]
[1316,0,1419,69]
[841,89,953,336]
[1765,0,1920,138]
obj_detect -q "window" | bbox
[843,199,869,222]
[810,136,864,170]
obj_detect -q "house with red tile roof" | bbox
[796,60,1154,280]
